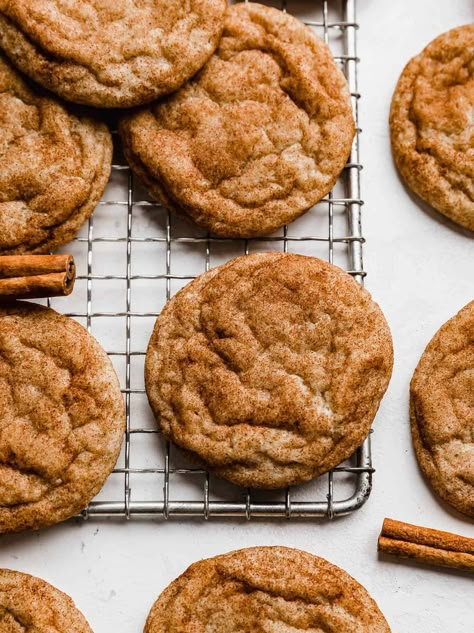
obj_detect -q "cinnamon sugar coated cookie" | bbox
[145,253,393,488]
[144,547,392,632]
[0,302,125,533]
[0,51,112,254]
[410,301,474,519]
[120,2,355,237]
[0,569,93,632]
[390,24,474,231]
[0,0,227,108]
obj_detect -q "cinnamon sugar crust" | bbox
[144,547,392,632]
[410,301,474,519]
[0,0,227,108]
[390,24,474,231]
[120,2,355,237]
[145,253,393,489]
[0,569,93,632]
[0,302,125,533]
[0,51,112,254]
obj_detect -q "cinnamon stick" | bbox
[378,518,474,572]
[0,255,76,299]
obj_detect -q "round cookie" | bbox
[390,25,474,232]
[0,302,125,533]
[120,2,355,238]
[410,301,474,519]
[145,253,393,488]
[0,569,93,632]
[144,546,391,632]
[0,0,227,108]
[0,51,112,254]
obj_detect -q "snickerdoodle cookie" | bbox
[120,2,355,237]
[410,301,474,519]
[390,25,474,231]
[0,302,125,533]
[0,51,112,254]
[0,569,93,632]
[144,547,392,632]
[0,0,227,108]
[145,253,393,488]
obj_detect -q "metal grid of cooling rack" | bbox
[56,0,373,521]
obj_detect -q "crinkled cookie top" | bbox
[0,302,125,533]
[411,301,474,518]
[145,253,393,488]
[120,2,355,237]
[145,547,392,632]
[0,569,93,632]
[390,24,474,231]
[0,0,227,107]
[0,51,111,254]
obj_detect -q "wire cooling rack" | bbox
[49,0,371,520]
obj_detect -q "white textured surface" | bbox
[1,1,473,632]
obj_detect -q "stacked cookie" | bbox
[119,2,355,237]
[0,51,112,254]
[0,2,355,250]
[0,0,226,254]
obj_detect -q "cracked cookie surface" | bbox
[410,301,474,519]
[0,0,227,108]
[0,302,125,533]
[390,24,474,231]
[145,253,393,488]
[0,51,112,254]
[145,546,391,632]
[120,2,355,237]
[0,569,93,632]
